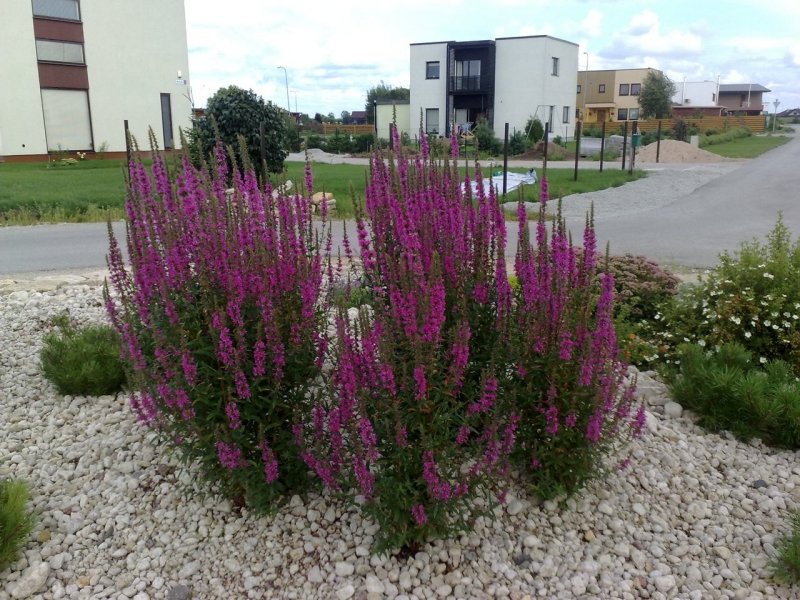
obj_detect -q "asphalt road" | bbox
[1,134,797,276]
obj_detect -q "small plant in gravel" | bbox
[670,343,800,448]
[40,314,126,396]
[0,478,36,571]
[772,510,800,584]
[508,191,643,499]
[105,142,329,512]
[297,130,517,553]
[653,216,800,372]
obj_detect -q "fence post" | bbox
[656,120,662,163]
[543,122,549,178]
[599,120,606,172]
[573,121,581,181]
[502,123,509,196]
[621,121,628,171]
[124,119,132,181]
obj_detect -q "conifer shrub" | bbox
[772,510,800,584]
[0,479,36,571]
[40,315,126,396]
[670,343,800,448]
[105,145,329,511]
[508,192,643,499]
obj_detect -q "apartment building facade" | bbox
[410,35,579,141]
[0,0,192,160]
[577,67,661,124]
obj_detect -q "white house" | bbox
[409,35,579,142]
[0,0,191,160]
[672,80,720,107]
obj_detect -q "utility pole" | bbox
[582,51,588,120]
[773,99,781,133]
[277,66,290,115]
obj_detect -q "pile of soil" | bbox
[637,139,725,163]
[515,141,575,160]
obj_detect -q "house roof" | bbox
[718,84,771,93]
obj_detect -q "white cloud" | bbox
[601,10,703,59]
[579,9,603,38]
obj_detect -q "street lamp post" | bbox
[277,66,290,115]
[773,99,781,133]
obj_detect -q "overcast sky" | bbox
[184,0,800,117]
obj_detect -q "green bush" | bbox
[192,85,288,175]
[0,479,36,571]
[670,343,800,448]
[40,315,126,396]
[658,216,800,371]
[772,510,800,584]
[582,125,604,138]
[608,254,680,322]
[525,117,544,143]
[699,127,751,148]
[508,131,531,155]
[473,119,501,155]
[305,133,325,150]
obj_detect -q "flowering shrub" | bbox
[297,131,518,552]
[509,191,642,499]
[671,343,800,448]
[105,145,328,510]
[656,216,800,371]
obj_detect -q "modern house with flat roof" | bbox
[0,0,192,161]
[410,35,579,141]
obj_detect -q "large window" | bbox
[426,61,440,79]
[629,108,640,120]
[630,83,641,96]
[36,39,85,64]
[41,89,92,151]
[617,108,628,121]
[33,0,80,20]
[425,108,439,135]
[619,84,630,96]
[454,59,481,90]
[562,106,570,124]
[551,57,560,76]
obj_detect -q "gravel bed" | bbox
[2,284,799,600]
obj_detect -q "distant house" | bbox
[350,110,367,125]
[670,80,727,118]
[577,68,662,124]
[410,35,579,140]
[717,84,771,116]
[0,0,191,160]
[778,108,800,118]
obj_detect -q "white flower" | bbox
[744,331,752,338]
[771,312,779,318]
[729,316,741,325]
[773,324,780,330]
[698,340,707,347]
[784,321,792,328]
[784,312,792,318]
[764,320,772,327]
[760,357,768,364]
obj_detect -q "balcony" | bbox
[449,75,487,93]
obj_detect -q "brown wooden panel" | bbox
[33,18,84,43]
[38,63,88,89]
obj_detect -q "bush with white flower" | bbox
[657,216,800,372]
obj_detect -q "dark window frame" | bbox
[425,107,439,135]
[599,84,606,93]
[619,83,630,96]
[577,84,582,94]
[425,61,440,80]
[617,108,628,121]
[629,108,640,120]
[562,106,570,124]
[35,38,85,65]
[551,57,560,76]
[630,83,641,96]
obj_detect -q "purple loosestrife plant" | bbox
[105,140,328,511]
[510,180,643,499]
[298,129,517,553]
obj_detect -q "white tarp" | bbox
[464,169,537,197]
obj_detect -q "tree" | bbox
[314,112,323,123]
[341,110,352,124]
[192,85,288,174]
[365,81,410,124]
[638,71,677,120]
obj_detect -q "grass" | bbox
[0,479,36,571]
[701,134,790,158]
[772,510,800,585]
[1,157,644,225]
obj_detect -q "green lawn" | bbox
[702,134,791,159]
[0,157,645,225]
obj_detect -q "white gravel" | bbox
[2,283,799,599]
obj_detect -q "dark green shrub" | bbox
[670,343,800,448]
[508,131,530,155]
[772,510,800,584]
[608,254,680,322]
[40,315,126,396]
[352,133,376,153]
[0,479,36,571]
[699,127,751,148]
[285,125,302,152]
[192,85,288,175]
[473,119,501,155]
[305,133,325,150]
[673,118,689,142]
[525,117,544,143]
[582,124,604,138]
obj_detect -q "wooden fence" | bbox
[632,115,766,134]
[321,123,375,135]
